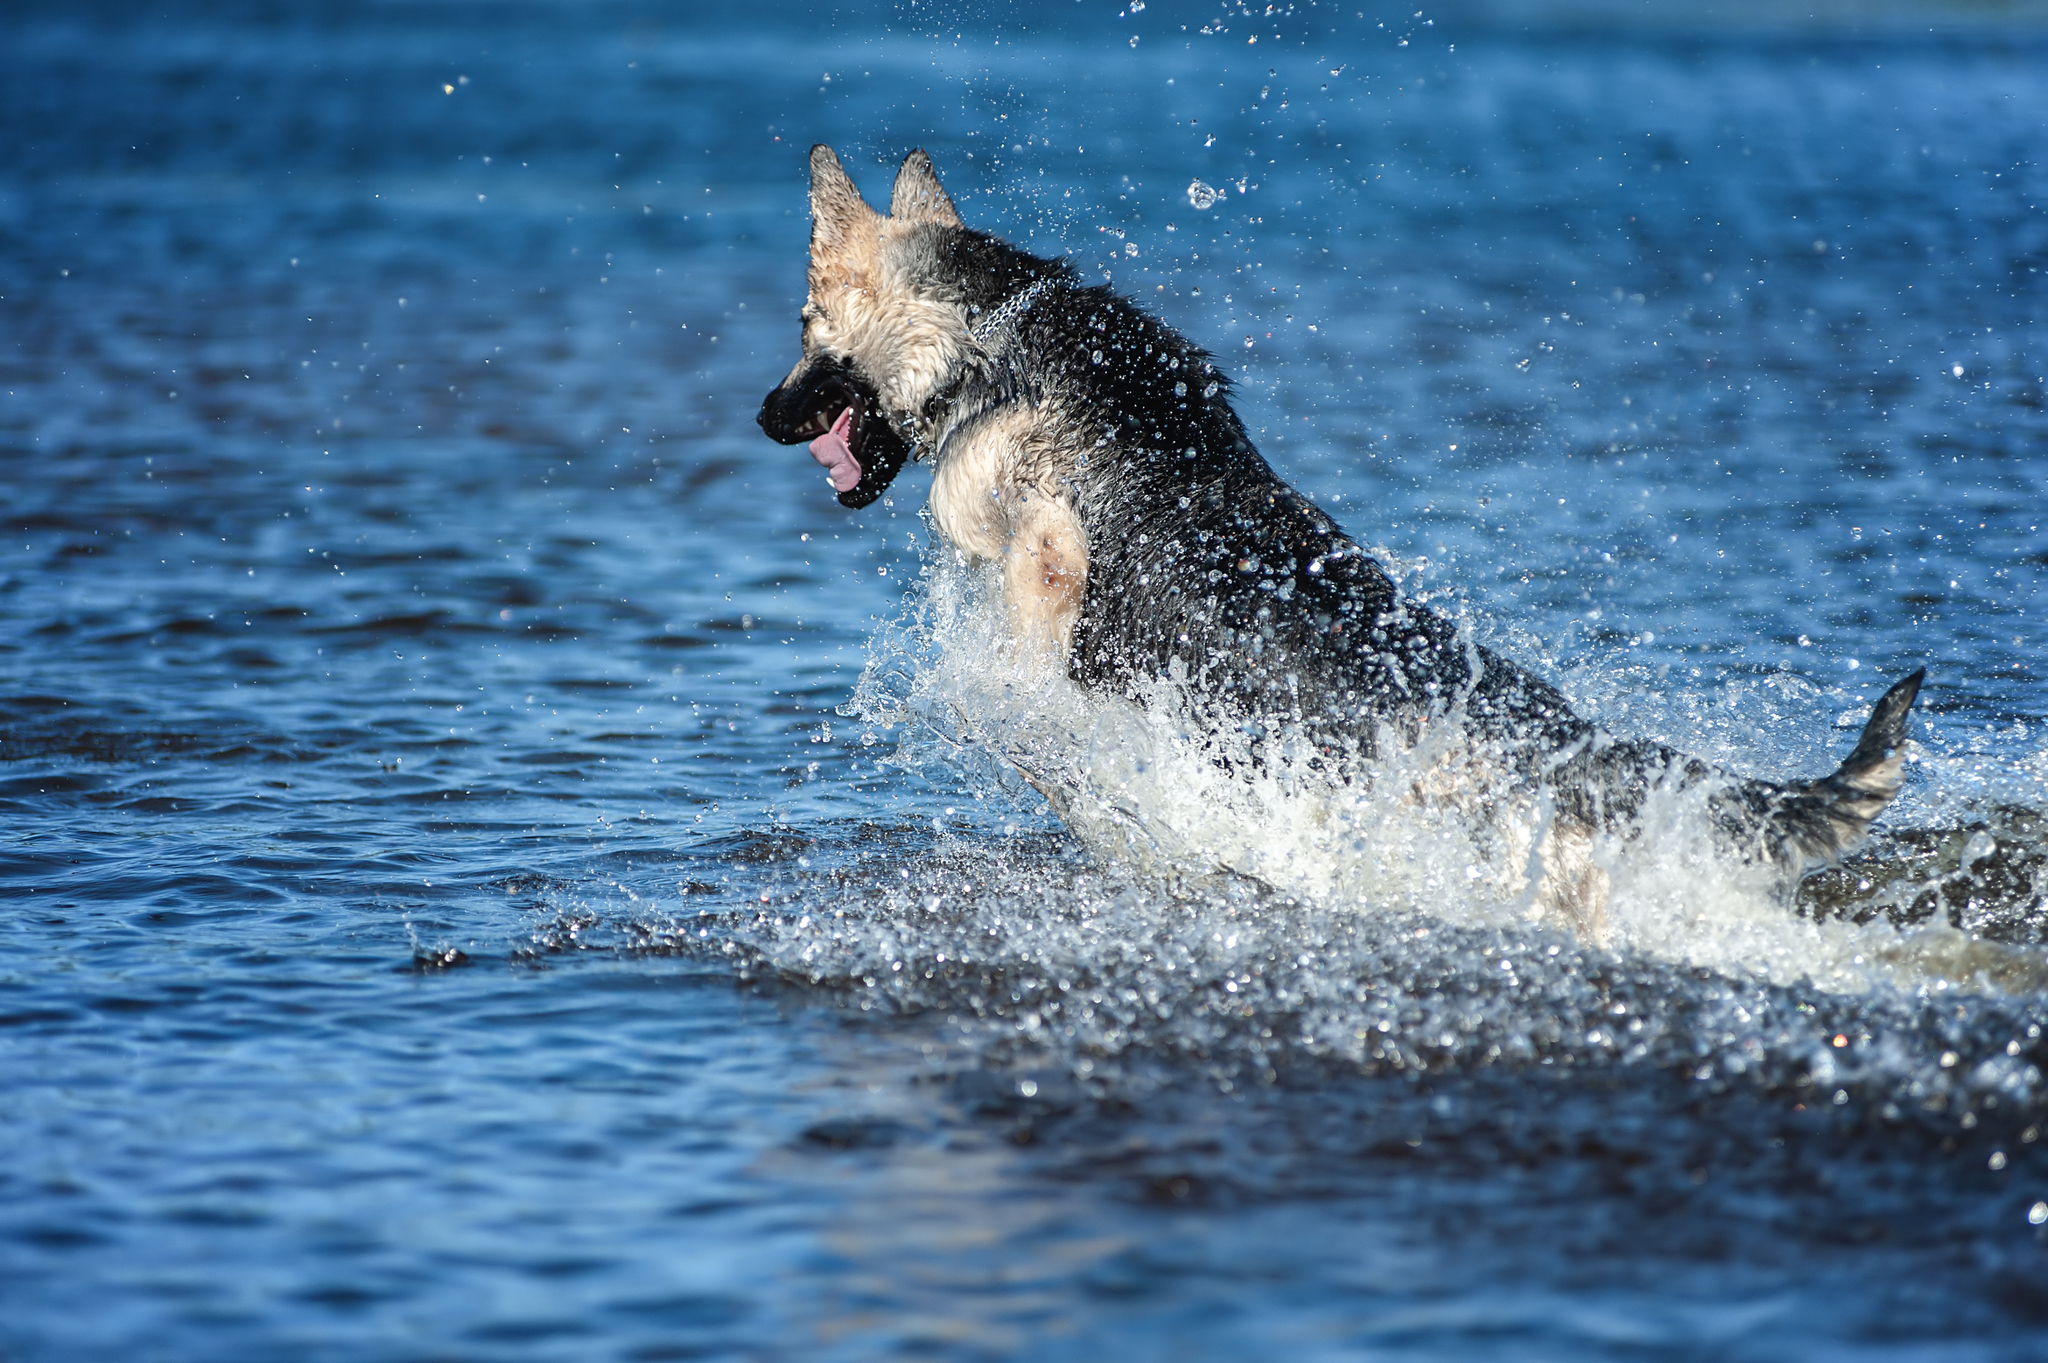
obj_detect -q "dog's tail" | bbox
[1762,668,1925,866]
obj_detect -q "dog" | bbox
[758,145,1922,932]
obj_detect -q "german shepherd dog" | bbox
[759,145,1923,932]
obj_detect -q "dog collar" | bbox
[901,275,1057,461]
[967,274,1056,343]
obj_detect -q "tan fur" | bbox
[802,149,971,464]
[801,255,965,429]
[929,405,1087,657]
[805,146,879,266]
[803,146,1090,657]
[929,404,1027,559]
[1003,491,1089,659]
[888,149,963,226]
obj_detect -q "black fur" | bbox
[757,356,911,509]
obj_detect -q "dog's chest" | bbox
[926,405,1044,560]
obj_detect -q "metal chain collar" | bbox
[900,275,1057,460]
[967,273,1056,344]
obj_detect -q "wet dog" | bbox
[759,145,1922,930]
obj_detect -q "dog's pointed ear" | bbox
[890,149,962,227]
[809,144,877,253]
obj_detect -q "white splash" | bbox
[851,544,2048,999]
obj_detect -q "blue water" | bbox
[3,1,2047,1358]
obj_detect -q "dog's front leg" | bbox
[1003,490,1089,664]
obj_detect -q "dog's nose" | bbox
[757,386,789,441]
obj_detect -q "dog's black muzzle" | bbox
[757,357,912,511]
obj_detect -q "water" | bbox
[3,1,2047,1357]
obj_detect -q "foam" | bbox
[848,548,2046,990]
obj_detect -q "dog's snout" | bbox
[758,362,865,447]
[758,379,820,446]
[755,352,908,510]
[757,386,789,441]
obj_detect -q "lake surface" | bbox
[3,1,2046,1358]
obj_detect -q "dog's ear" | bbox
[890,149,962,227]
[809,144,878,254]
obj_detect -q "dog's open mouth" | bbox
[793,386,866,494]
[758,360,910,510]
[788,383,860,442]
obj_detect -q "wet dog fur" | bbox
[759,146,1923,932]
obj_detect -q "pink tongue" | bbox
[808,407,862,493]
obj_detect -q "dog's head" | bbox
[758,145,969,509]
